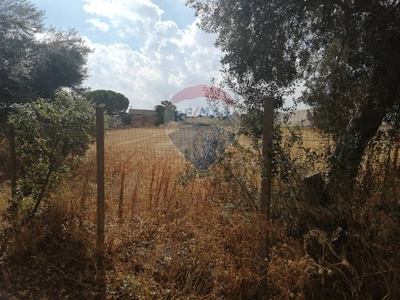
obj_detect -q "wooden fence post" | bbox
[9,124,17,199]
[257,96,274,300]
[96,106,105,260]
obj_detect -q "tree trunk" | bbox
[327,102,387,191]
[31,167,53,216]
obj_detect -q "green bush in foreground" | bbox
[8,91,95,217]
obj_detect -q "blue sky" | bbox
[30,0,305,110]
[31,0,196,49]
[30,0,222,110]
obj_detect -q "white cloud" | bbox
[82,0,163,38]
[82,0,224,109]
[86,18,110,32]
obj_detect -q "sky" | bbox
[30,0,305,110]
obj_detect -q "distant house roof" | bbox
[128,109,156,116]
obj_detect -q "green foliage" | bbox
[270,126,400,299]
[0,0,91,123]
[154,100,176,126]
[86,90,129,115]
[29,28,91,99]
[300,11,400,182]
[8,91,95,216]
[120,112,133,126]
[187,0,400,185]
[104,114,122,129]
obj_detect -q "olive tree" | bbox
[186,0,400,187]
[8,91,95,216]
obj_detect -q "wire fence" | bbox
[1,104,400,300]
[0,108,333,203]
[4,109,399,200]
[2,106,399,218]
[1,103,399,297]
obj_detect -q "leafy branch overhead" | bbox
[0,0,92,122]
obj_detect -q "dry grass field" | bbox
[0,127,263,299]
[105,127,184,156]
[1,126,399,299]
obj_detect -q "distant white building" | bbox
[128,109,156,116]
[279,109,312,126]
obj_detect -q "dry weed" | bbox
[0,127,399,299]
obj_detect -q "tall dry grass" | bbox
[0,128,264,299]
[0,126,399,299]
